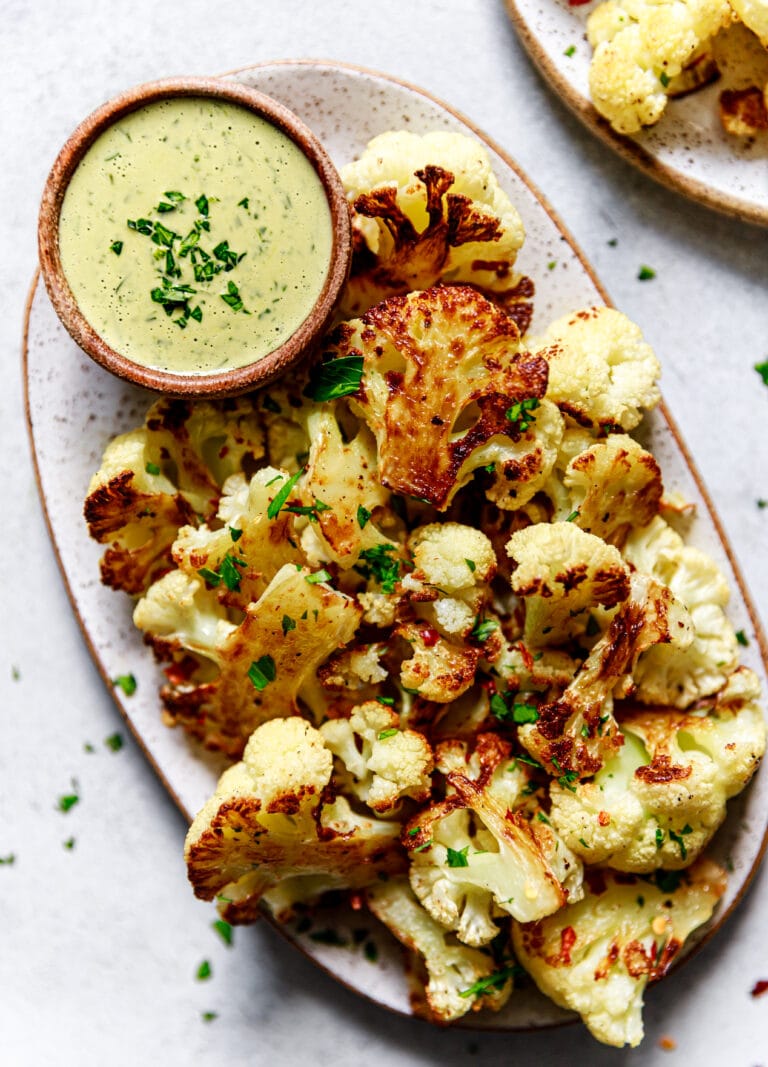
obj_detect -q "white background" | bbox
[2,2,767,1064]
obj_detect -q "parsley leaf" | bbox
[505,397,540,433]
[196,960,212,980]
[305,569,332,585]
[113,673,137,697]
[267,468,305,520]
[104,732,123,752]
[281,615,296,636]
[110,240,123,256]
[638,265,656,281]
[247,655,276,691]
[446,846,469,868]
[212,919,233,946]
[355,544,400,593]
[357,505,371,529]
[459,964,521,998]
[304,356,364,402]
[471,618,498,643]
[755,360,768,386]
[377,728,398,740]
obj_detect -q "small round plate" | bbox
[505,0,768,226]
[24,59,768,1030]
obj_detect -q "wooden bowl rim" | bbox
[37,75,352,398]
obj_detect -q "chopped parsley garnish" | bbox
[736,629,749,647]
[198,553,246,593]
[377,695,395,707]
[198,567,222,587]
[660,71,670,88]
[377,728,398,740]
[58,791,79,813]
[638,265,656,281]
[364,941,378,963]
[465,558,476,573]
[84,742,95,753]
[565,510,580,522]
[145,461,160,476]
[284,499,332,523]
[0,854,16,865]
[357,505,371,529]
[113,673,137,697]
[578,837,590,849]
[505,397,540,433]
[446,846,470,868]
[514,754,544,770]
[551,757,578,792]
[755,360,768,386]
[195,194,210,216]
[471,617,498,643]
[459,964,521,998]
[413,839,433,852]
[655,827,665,849]
[564,45,576,57]
[63,837,76,850]
[651,869,683,894]
[104,732,123,752]
[355,544,400,593]
[196,960,212,980]
[490,690,539,724]
[238,197,250,209]
[212,919,233,946]
[201,1012,218,1023]
[229,527,243,542]
[305,569,332,585]
[607,238,618,247]
[221,280,249,313]
[247,655,276,691]
[669,824,693,860]
[110,241,123,256]
[261,394,281,414]
[11,666,20,681]
[304,355,364,402]
[267,468,305,519]
[281,615,296,636]
[512,703,540,725]
[536,811,551,825]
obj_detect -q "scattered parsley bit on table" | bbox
[201,1011,218,1023]
[0,854,15,865]
[637,265,656,281]
[104,732,124,752]
[212,919,233,946]
[63,837,76,850]
[196,960,212,980]
[57,790,79,813]
[754,360,768,386]
[113,673,137,697]
[564,45,576,57]
[735,630,749,647]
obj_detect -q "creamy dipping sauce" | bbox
[59,97,333,374]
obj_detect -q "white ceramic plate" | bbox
[505,0,768,225]
[24,60,768,1030]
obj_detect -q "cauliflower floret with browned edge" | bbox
[587,0,732,134]
[518,572,694,777]
[366,878,514,1022]
[406,735,582,941]
[624,516,739,706]
[507,522,631,646]
[134,562,362,758]
[564,434,663,545]
[185,717,406,924]
[513,858,726,1047]
[339,130,528,321]
[84,396,264,594]
[550,667,765,870]
[323,285,553,510]
[320,701,433,813]
[532,307,661,431]
[396,621,480,702]
[170,467,304,609]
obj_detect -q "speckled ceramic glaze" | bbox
[506,0,768,225]
[24,61,768,1030]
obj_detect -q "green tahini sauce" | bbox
[59,97,333,374]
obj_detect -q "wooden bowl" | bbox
[38,76,352,398]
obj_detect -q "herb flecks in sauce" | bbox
[59,97,333,374]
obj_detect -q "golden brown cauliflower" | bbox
[339,130,529,322]
[324,284,552,510]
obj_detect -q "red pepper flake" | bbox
[659,1036,677,1051]
[349,891,365,912]
[751,979,768,997]
[517,642,534,671]
[598,811,611,827]
[420,627,440,647]
[559,926,577,965]
[568,0,592,5]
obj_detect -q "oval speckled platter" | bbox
[505,0,768,226]
[24,60,768,1031]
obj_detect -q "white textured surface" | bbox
[3,2,768,1065]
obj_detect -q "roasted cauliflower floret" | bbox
[366,878,514,1022]
[564,435,663,544]
[320,701,433,813]
[517,573,694,777]
[587,0,732,134]
[135,563,362,757]
[550,667,766,871]
[340,130,527,319]
[84,397,264,594]
[532,307,661,431]
[624,516,739,706]
[513,858,726,1047]
[396,621,480,702]
[324,285,552,510]
[185,717,405,924]
[170,467,304,608]
[406,735,581,939]
[506,522,631,646]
